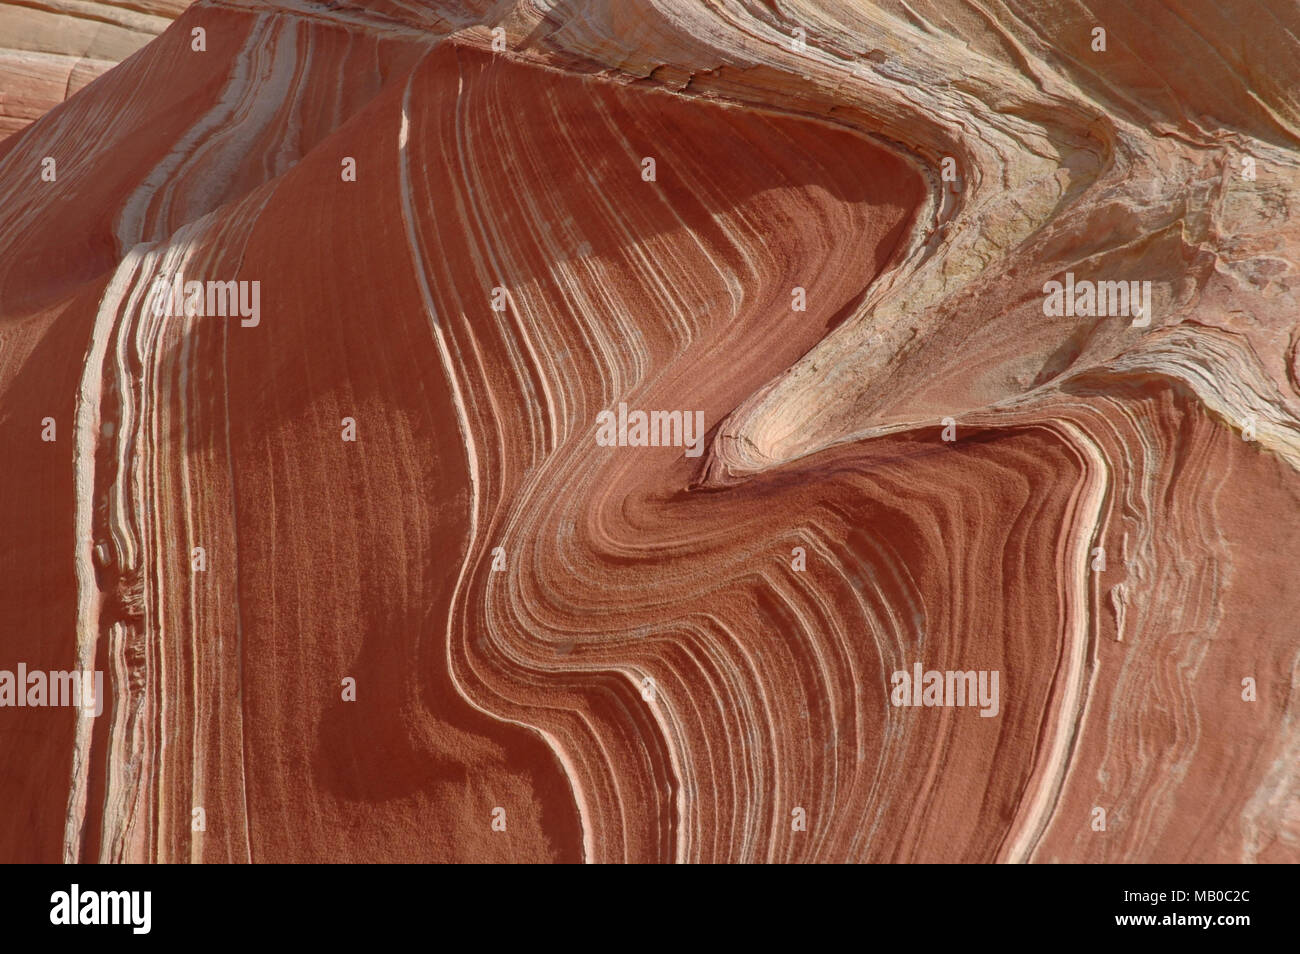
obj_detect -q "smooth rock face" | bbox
[0,0,1296,863]
[0,1,187,139]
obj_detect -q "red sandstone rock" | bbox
[0,0,1296,864]
[0,1,187,140]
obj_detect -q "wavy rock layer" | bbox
[0,1,188,139]
[0,0,1297,863]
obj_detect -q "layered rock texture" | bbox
[0,1,188,139]
[1,0,1297,863]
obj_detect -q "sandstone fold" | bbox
[0,0,1296,863]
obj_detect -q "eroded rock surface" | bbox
[0,0,1296,863]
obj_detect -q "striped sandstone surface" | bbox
[0,0,1297,863]
[0,1,189,139]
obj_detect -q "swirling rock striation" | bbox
[0,0,1297,863]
